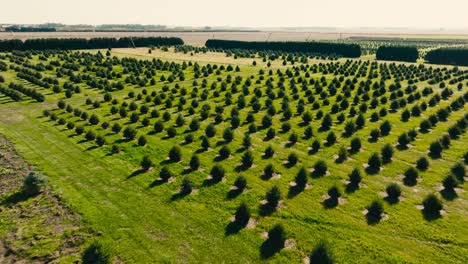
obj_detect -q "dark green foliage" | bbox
[189,155,200,170]
[23,172,47,196]
[404,167,419,186]
[264,145,275,158]
[266,186,281,208]
[429,141,443,157]
[137,136,147,146]
[205,124,216,137]
[309,241,334,264]
[442,175,458,191]
[210,164,225,181]
[349,168,362,185]
[82,240,113,264]
[386,183,401,202]
[96,135,106,146]
[451,162,466,182]
[159,166,173,181]
[367,153,382,172]
[327,186,341,199]
[425,48,468,66]
[241,151,254,168]
[287,153,298,166]
[141,156,153,171]
[234,203,250,226]
[422,194,443,219]
[234,176,247,190]
[314,160,327,176]
[168,145,182,162]
[416,157,429,171]
[123,127,137,140]
[219,146,231,159]
[180,177,194,195]
[350,137,361,153]
[376,46,418,62]
[206,39,361,58]
[367,200,384,223]
[295,167,308,187]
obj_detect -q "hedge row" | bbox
[376,46,419,62]
[205,39,362,58]
[0,37,184,52]
[425,48,468,66]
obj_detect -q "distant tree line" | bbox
[425,48,468,66]
[376,46,419,62]
[205,39,362,58]
[5,26,57,32]
[0,37,184,51]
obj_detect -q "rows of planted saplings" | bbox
[3,49,467,259]
[40,52,468,227]
[2,50,244,100]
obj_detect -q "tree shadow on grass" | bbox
[422,209,442,221]
[149,179,166,188]
[287,185,305,199]
[322,197,339,209]
[170,190,190,201]
[225,221,247,236]
[202,177,221,187]
[366,212,382,225]
[440,189,457,201]
[85,145,98,151]
[259,203,276,217]
[1,191,34,206]
[345,183,359,194]
[226,188,243,200]
[127,169,146,179]
[384,196,400,205]
[260,238,284,259]
[365,166,380,175]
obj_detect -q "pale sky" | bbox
[2,0,467,28]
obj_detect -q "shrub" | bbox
[287,153,299,166]
[264,145,275,158]
[189,155,200,170]
[311,140,321,153]
[23,172,47,196]
[386,183,401,201]
[159,166,173,181]
[367,200,384,222]
[416,157,429,171]
[234,176,247,190]
[327,185,341,199]
[309,241,334,264]
[295,167,308,187]
[422,194,443,218]
[367,153,382,171]
[266,186,281,208]
[404,167,419,186]
[180,177,193,195]
[201,136,210,150]
[326,131,336,145]
[321,114,333,130]
[138,136,147,146]
[85,130,96,141]
[350,137,361,153]
[370,129,380,141]
[314,160,327,176]
[210,164,225,181]
[398,133,410,147]
[380,120,392,136]
[82,240,113,264]
[337,147,348,161]
[234,203,251,226]
[154,120,165,133]
[442,175,458,191]
[242,134,252,148]
[263,164,275,179]
[219,146,231,159]
[189,118,200,131]
[223,127,234,142]
[242,151,254,168]
[141,156,153,171]
[96,135,106,146]
[268,224,286,250]
[429,141,443,157]
[168,145,182,162]
[349,168,362,185]
[205,124,216,137]
[451,162,466,182]
[123,127,137,140]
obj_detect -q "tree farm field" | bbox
[0,48,467,263]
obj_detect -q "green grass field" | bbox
[0,48,467,263]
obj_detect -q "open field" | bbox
[0,47,467,263]
[1,31,468,46]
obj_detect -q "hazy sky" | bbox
[2,0,467,28]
